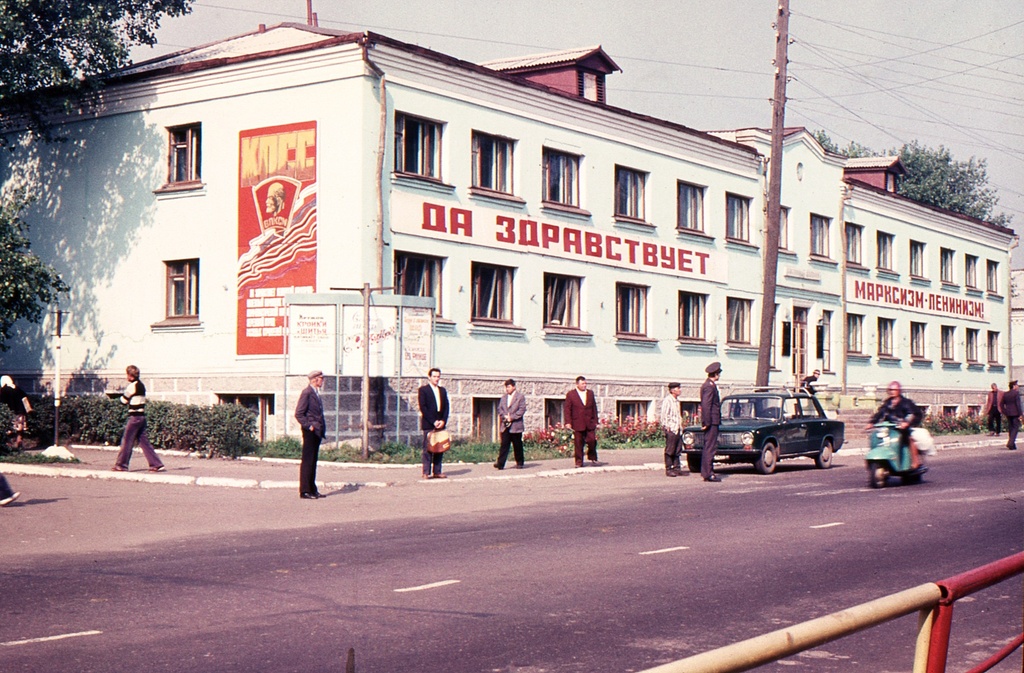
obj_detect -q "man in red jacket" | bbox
[564,376,604,468]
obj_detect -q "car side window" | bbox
[784,399,801,419]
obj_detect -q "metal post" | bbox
[361,283,371,459]
[52,309,63,449]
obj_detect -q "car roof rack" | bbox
[748,386,798,394]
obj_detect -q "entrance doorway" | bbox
[792,308,808,384]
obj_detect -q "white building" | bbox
[0,24,1016,444]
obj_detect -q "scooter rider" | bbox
[866,381,924,469]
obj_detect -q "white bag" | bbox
[911,427,936,456]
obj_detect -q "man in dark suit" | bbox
[494,378,527,469]
[294,370,326,499]
[564,375,603,468]
[700,362,723,482]
[999,380,1020,451]
[418,367,450,478]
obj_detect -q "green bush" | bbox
[923,413,985,435]
[0,404,13,453]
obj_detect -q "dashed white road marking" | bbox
[640,546,691,556]
[809,522,845,529]
[394,579,461,593]
[1,630,103,647]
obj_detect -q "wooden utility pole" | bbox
[755,0,791,387]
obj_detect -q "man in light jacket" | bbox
[494,378,527,470]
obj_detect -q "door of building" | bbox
[792,308,808,384]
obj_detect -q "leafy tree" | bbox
[0,0,194,140]
[0,187,69,350]
[813,131,1012,227]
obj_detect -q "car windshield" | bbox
[722,397,782,421]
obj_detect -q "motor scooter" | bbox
[866,421,927,488]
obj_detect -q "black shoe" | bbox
[516,464,524,469]
[300,492,318,499]
[312,492,324,498]
[665,469,679,477]
[703,475,721,482]
[589,460,606,467]
[493,463,503,470]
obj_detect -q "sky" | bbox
[133,0,1024,267]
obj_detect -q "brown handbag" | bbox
[427,429,451,454]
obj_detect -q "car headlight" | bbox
[741,432,754,447]
[682,432,694,446]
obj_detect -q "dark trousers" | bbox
[701,425,719,479]
[496,430,524,468]
[1008,416,1020,450]
[421,431,444,476]
[115,415,164,469]
[664,430,681,470]
[0,473,14,499]
[987,410,1002,434]
[573,429,598,466]
[299,428,322,494]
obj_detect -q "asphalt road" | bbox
[2,446,1021,673]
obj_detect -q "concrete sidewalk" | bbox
[0,432,1010,491]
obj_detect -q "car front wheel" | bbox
[754,442,778,475]
[686,454,702,473]
[815,439,834,469]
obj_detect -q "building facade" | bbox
[0,24,1016,445]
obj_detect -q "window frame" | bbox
[847,313,864,354]
[966,328,979,363]
[910,321,926,359]
[471,262,515,324]
[877,232,894,271]
[165,258,200,322]
[678,291,707,341]
[810,214,831,258]
[877,317,895,357]
[845,223,863,265]
[395,251,444,316]
[941,325,956,361]
[817,310,832,371]
[940,248,955,284]
[615,283,648,337]
[614,165,647,221]
[677,181,705,232]
[395,113,442,179]
[471,131,514,194]
[542,147,580,207]
[965,254,979,289]
[986,260,999,294]
[167,123,202,185]
[986,331,1000,364]
[726,194,751,242]
[726,297,753,344]
[779,207,790,251]
[616,400,649,424]
[543,273,582,330]
[910,240,926,278]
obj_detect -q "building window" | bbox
[986,260,999,293]
[779,207,790,251]
[544,398,565,428]
[472,131,514,193]
[847,314,864,353]
[726,297,753,344]
[616,283,648,336]
[678,291,707,340]
[940,248,955,284]
[165,259,199,319]
[677,182,704,232]
[542,148,580,206]
[910,240,926,278]
[941,325,955,361]
[987,331,999,363]
[966,328,979,363]
[877,232,894,271]
[614,166,646,220]
[726,194,750,242]
[617,400,649,424]
[218,394,275,442]
[472,398,499,442]
[395,113,441,178]
[395,252,443,316]
[810,214,830,258]
[845,223,863,265]
[471,263,514,323]
[877,318,894,357]
[965,254,978,289]
[544,273,581,329]
[167,124,201,184]
[910,322,926,359]
[817,311,832,371]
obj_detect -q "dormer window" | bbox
[482,46,620,103]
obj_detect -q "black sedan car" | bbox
[681,390,844,475]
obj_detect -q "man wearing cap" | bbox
[660,382,685,477]
[295,370,327,499]
[699,362,723,482]
[999,380,1020,451]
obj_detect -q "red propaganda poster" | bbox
[237,121,318,356]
